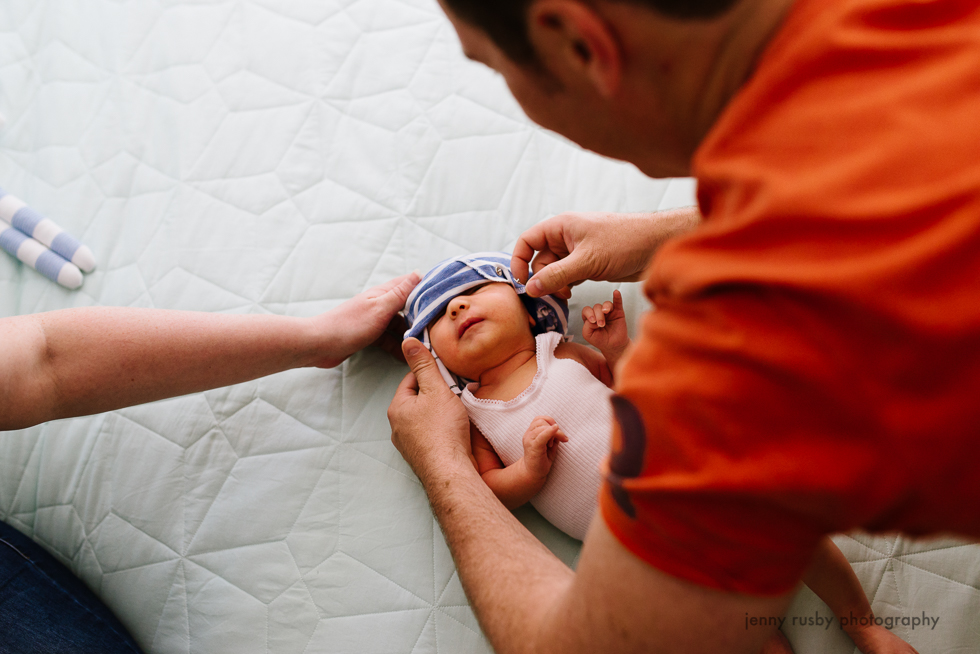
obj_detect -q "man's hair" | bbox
[445,0,740,64]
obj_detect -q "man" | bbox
[387,0,980,652]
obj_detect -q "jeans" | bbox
[0,520,142,653]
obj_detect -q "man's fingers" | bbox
[393,369,420,398]
[512,218,570,282]
[526,254,581,298]
[529,249,560,275]
[401,338,446,392]
[511,239,537,284]
[388,371,419,427]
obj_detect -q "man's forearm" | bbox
[642,205,702,247]
[420,456,794,654]
[803,537,872,621]
[421,453,574,654]
[618,206,702,281]
[0,308,326,429]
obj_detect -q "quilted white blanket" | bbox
[0,1,977,653]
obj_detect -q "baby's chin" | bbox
[438,355,491,383]
[442,360,482,381]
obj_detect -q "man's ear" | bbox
[527,0,622,97]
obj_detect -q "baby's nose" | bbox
[449,300,467,318]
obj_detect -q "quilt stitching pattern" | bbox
[1,2,978,653]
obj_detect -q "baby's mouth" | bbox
[458,317,483,338]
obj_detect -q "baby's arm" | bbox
[470,417,567,510]
[805,537,919,654]
[581,289,631,381]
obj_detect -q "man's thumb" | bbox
[527,257,576,297]
[401,338,438,385]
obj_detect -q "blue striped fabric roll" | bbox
[0,187,96,272]
[0,224,83,289]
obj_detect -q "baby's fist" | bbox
[522,416,568,480]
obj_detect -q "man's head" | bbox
[442,0,739,66]
[437,0,793,177]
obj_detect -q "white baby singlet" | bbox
[460,331,613,540]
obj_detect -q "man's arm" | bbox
[804,538,919,653]
[389,339,794,654]
[0,272,418,430]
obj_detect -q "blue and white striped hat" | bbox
[404,252,568,340]
[403,252,569,393]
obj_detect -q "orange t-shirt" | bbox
[601,0,980,595]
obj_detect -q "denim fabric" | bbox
[0,520,142,653]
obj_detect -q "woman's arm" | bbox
[0,272,418,430]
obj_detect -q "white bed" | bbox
[1,1,977,652]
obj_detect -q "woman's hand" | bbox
[310,271,419,368]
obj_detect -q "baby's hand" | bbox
[522,416,568,480]
[582,289,629,354]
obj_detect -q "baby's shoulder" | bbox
[553,340,589,364]
[553,341,609,385]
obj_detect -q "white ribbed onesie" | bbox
[460,331,613,540]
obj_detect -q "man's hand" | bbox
[311,271,420,368]
[388,338,473,479]
[511,208,700,299]
[844,621,921,654]
[521,416,568,480]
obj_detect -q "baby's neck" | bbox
[473,348,538,401]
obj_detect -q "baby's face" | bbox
[428,282,535,380]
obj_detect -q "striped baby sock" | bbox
[0,188,96,272]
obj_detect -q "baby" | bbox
[403,252,917,654]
